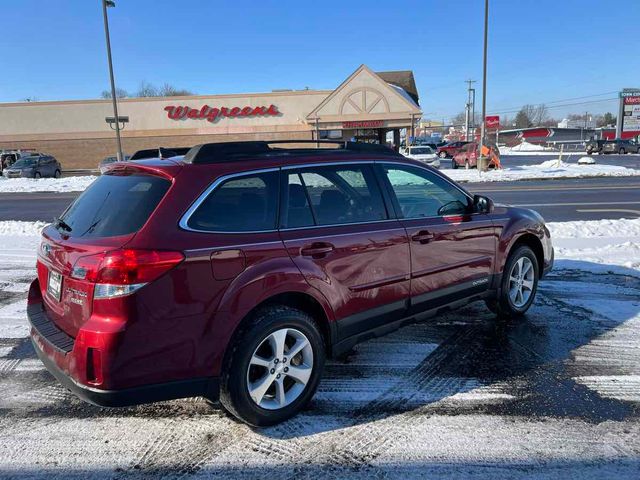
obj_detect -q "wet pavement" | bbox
[0,258,639,478]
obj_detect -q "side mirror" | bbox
[473,194,493,214]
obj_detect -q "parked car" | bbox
[601,139,640,154]
[1,150,37,173]
[129,147,191,161]
[436,141,471,159]
[29,140,553,426]
[3,154,61,178]
[99,154,131,174]
[403,145,440,168]
[585,139,606,155]
[452,142,501,169]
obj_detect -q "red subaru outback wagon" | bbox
[29,140,553,426]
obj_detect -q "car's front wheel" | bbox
[34,172,41,179]
[619,148,626,155]
[54,169,61,178]
[220,305,325,426]
[486,245,539,319]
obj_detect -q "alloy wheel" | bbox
[508,256,535,308]
[246,328,314,410]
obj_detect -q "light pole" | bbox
[102,0,124,162]
[478,0,489,171]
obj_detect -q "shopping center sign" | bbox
[619,90,640,134]
[164,104,280,123]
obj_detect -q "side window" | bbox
[187,171,279,232]
[281,165,387,228]
[383,165,471,218]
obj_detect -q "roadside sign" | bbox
[485,115,500,128]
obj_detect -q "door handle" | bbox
[411,230,435,244]
[300,242,335,257]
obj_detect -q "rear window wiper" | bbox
[53,217,72,232]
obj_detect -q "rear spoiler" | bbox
[130,147,191,160]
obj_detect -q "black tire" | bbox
[464,159,470,170]
[451,159,458,169]
[439,151,448,159]
[54,170,61,178]
[219,305,325,426]
[619,148,626,155]
[34,172,41,179]
[586,150,593,155]
[486,245,539,320]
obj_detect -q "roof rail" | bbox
[183,140,401,164]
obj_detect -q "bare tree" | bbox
[159,83,193,97]
[452,111,467,126]
[101,88,129,99]
[532,104,548,125]
[136,81,159,97]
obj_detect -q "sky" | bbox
[1,0,637,123]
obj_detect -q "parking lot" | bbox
[0,215,639,478]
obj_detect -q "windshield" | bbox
[59,174,171,238]
[410,147,432,155]
[11,158,37,168]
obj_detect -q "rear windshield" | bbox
[59,174,170,238]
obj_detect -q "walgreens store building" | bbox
[0,65,421,169]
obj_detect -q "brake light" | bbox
[72,249,184,299]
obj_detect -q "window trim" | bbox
[178,160,476,234]
[179,167,281,234]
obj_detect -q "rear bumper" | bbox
[27,288,220,407]
[31,336,218,407]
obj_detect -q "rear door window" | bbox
[187,171,279,232]
[281,165,387,228]
[59,174,171,237]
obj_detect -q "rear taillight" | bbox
[71,249,184,299]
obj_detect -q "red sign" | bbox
[342,120,384,129]
[624,96,640,105]
[485,115,500,128]
[164,104,280,123]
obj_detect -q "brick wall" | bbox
[4,130,314,170]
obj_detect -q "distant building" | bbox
[557,118,597,129]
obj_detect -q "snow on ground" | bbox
[548,218,640,273]
[444,160,640,183]
[0,175,96,193]
[0,220,638,478]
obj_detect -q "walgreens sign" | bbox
[164,104,280,123]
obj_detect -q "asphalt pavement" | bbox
[1,176,638,223]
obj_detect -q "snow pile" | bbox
[507,141,552,152]
[548,218,640,274]
[0,176,96,193]
[548,218,640,239]
[444,162,640,183]
[577,156,596,165]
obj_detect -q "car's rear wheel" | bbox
[439,151,447,158]
[451,159,458,169]
[220,305,325,426]
[465,159,470,170]
[54,170,61,178]
[34,172,41,179]
[619,148,626,155]
[486,245,539,319]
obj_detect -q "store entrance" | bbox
[353,128,386,144]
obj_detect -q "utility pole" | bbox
[478,0,489,171]
[102,0,124,162]
[464,80,476,141]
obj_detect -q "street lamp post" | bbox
[478,0,489,171]
[102,0,124,162]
